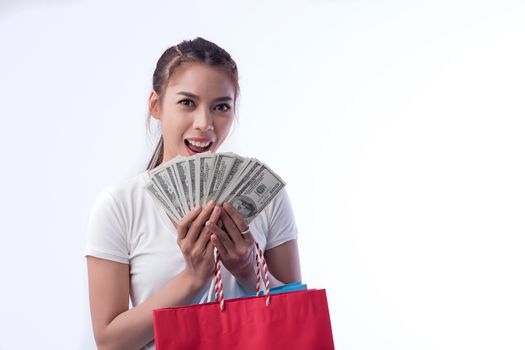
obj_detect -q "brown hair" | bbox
[145,37,240,171]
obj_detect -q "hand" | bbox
[170,200,221,287]
[206,202,256,279]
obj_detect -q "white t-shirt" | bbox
[84,169,298,350]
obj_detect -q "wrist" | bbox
[179,268,212,293]
[232,264,257,294]
[230,255,256,279]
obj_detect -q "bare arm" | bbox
[86,256,207,350]
[87,202,221,350]
[264,238,302,284]
[239,238,302,289]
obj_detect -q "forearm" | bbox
[236,240,302,294]
[98,270,209,350]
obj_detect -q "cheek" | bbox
[163,116,187,137]
[213,116,234,142]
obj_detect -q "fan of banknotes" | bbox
[144,152,286,224]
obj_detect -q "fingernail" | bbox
[193,206,202,213]
[207,199,215,207]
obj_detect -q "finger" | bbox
[186,200,216,243]
[204,241,215,266]
[190,204,219,246]
[208,222,235,255]
[223,202,250,233]
[175,206,202,240]
[210,229,229,259]
[217,211,234,241]
[208,205,221,225]
[193,221,213,257]
[189,204,220,252]
[220,208,245,245]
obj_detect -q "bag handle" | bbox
[206,241,271,311]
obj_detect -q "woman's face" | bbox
[149,63,235,163]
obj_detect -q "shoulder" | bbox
[94,171,149,207]
[104,170,149,199]
[89,171,149,222]
[263,186,294,221]
[85,171,150,251]
[85,172,148,264]
[254,186,298,249]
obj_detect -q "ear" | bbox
[148,90,161,120]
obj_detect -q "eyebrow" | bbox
[176,91,233,102]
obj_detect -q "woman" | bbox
[85,37,301,350]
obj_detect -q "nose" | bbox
[193,109,214,132]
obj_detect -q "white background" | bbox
[0,0,524,349]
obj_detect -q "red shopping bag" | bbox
[153,289,334,349]
[153,243,335,349]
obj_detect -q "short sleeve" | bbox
[84,189,129,264]
[265,187,299,250]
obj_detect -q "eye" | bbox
[216,103,231,112]
[179,99,195,107]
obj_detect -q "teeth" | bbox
[187,139,211,148]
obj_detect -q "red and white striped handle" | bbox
[208,242,270,311]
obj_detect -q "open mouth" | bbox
[184,139,213,154]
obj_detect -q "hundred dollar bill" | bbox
[216,156,250,204]
[220,159,262,204]
[205,153,237,201]
[224,158,256,192]
[164,165,187,217]
[148,167,185,220]
[214,154,246,203]
[148,167,176,205]
[144,182,181,222]
[172,159,193,213]
[145,152,286,224]
[226,163,286,224]
[187,158,197,208]
[195,152,215,206]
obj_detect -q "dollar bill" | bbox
[173,159,192,212]
[220,159,262,204]
[196,153,216,206]
[205,153,237,201]
[225,162,286,223]
[148,167,185,220]
[144,182,181,222]
[187,158,197,208]
[214,154,246,202]
[146,153,286,224]
[230,158,254,184]
[164,165,186,217]
[216,157,251,204]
